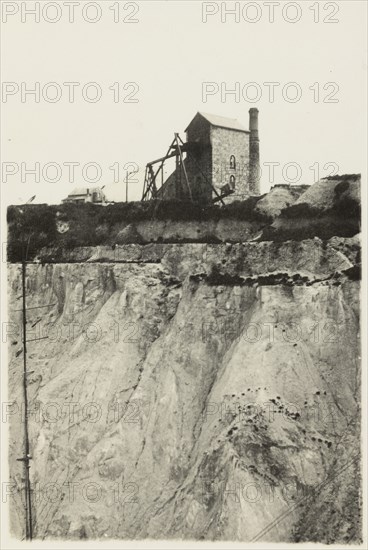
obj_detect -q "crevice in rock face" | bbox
[190,267,360,287]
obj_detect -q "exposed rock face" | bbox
[7,238,361,542]
[115,223,145,245]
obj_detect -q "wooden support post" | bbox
[152,138,176,196]
[142,137,177,200]
[175,147,179,199]
[175,133,193,202]
[176,134,224,205]
[21,241,33,541]
[142,166,148,200]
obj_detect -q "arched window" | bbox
[230,155,236,170]
[230,175,235,189]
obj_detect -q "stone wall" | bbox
[210,125,251,203]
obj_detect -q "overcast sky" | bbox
[1,0,367,205]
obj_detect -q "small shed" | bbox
[62,187,107,205]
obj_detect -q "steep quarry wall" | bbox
[7,238,361,542]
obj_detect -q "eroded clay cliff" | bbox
[7,237,361,542]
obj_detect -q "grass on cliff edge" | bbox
[6,197,269,261]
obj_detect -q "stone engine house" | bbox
[155,109,260,204]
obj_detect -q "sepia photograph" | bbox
[0,1,367,547]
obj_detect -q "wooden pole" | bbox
[21,241,33,540]
[175,134,193,202]
[142,137,177,200]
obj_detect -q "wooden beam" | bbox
[175,133,193,203]
[147,142,198,166]
[147,150,179,166]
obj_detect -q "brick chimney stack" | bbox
[248,108,260,195]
